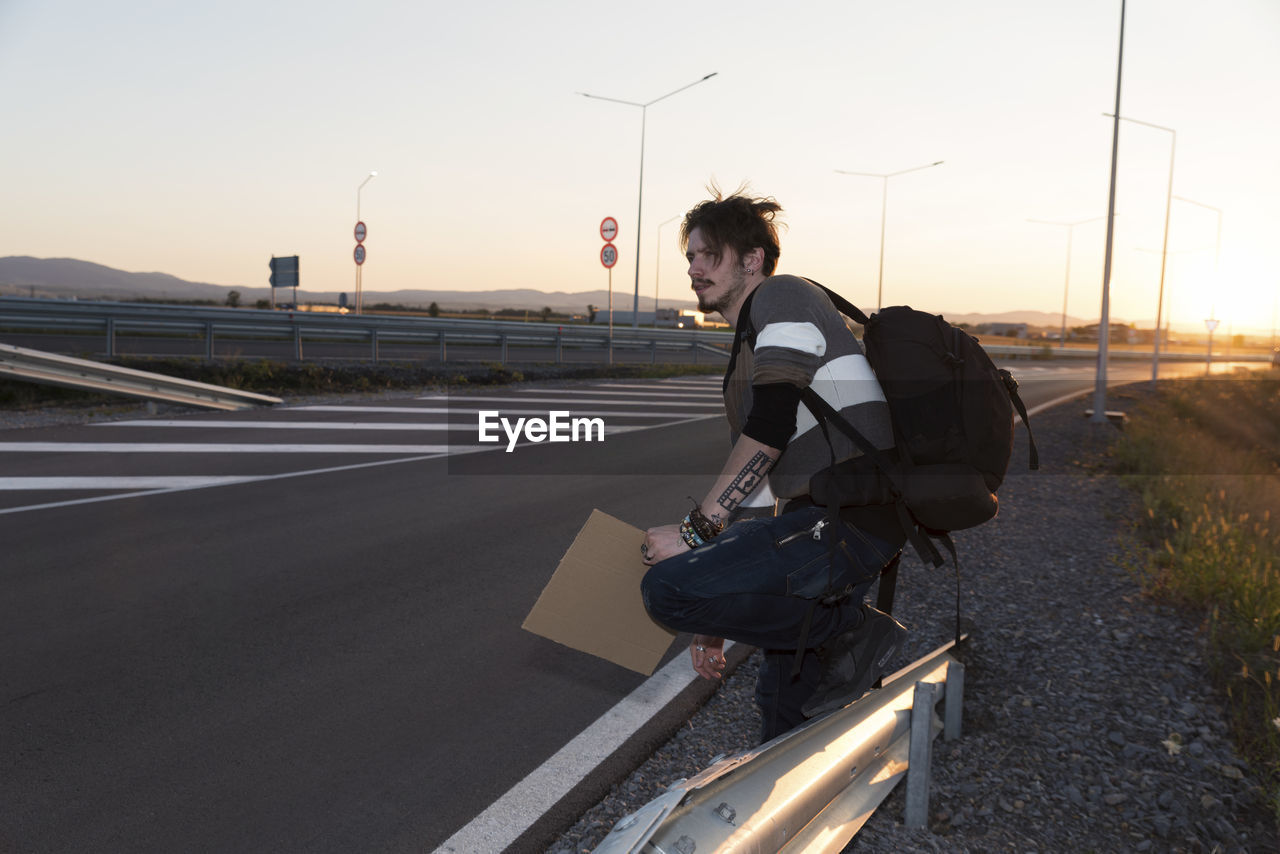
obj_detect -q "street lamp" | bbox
[1091,0,1127,425]
[654,214,681,327]
[355,170,377,315]
[579,72,718,328]
[1107,113,1175,386]
[835,160,944,310]
[1028,216,1105,348]
[1136,246,1200,353]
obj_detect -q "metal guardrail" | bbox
[2,297,1270,365]
[0,343,282,410]
[0,297,735,363]
[595,640,965,854]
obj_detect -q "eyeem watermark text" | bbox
[477,410,605,452]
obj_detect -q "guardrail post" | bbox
[106,317,116,358]
[205,322,214,360]
[556,330,563,364]
[944,660,964,741]
[692,339,700,364]
[500,333,508,364]
[905,681,940,829]
[293,325,303,360]
[439,332,447,362]
[650,338,658,364]
[371,329,380,363]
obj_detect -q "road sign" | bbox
[601,244,618,269]
[1204,318,1220,331]
[355,221,367,243]
[354,245,366,266]
[600,217,618,242]
[269,255,300,288]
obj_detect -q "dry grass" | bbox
[1112,370,1280,818]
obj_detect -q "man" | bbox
[639,188,908,742]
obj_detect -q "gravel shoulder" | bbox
[548,386,1280,854]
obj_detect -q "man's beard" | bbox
[696,267,751,315]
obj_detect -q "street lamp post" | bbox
[1108,114,1175,386]
[654,214,681,326]
[355,170,377,315]
[1091,0,1127,425]
[835,160,944,310]
[1172,196,1223,350]
[1136,246,1200,354]
[1028,216,1105,348]
[579,73,718,328]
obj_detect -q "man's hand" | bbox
[641,524,688,565]
[690,635,726,680]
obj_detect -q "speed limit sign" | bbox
[600,244,618,269]
[600,217,618,242]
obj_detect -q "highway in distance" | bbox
[0,360,1254,852]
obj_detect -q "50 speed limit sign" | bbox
[600,244,618,269]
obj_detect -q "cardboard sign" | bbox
[522,509,678,675]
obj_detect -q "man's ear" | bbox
[743,247,765,272]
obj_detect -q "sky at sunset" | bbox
[2,0,1278,333]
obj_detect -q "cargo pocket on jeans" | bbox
[777,522,831,599]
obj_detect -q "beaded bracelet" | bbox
[679,515,705,550]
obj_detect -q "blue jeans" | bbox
[640,506,902,741]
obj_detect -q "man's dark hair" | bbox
[680,185,783,275]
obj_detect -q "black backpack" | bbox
[743,279,1039,652]
[801,287,1038,559]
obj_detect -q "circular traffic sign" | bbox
[600,244,618,269]
[355,221,367,243]
[600,217,618,242]
[354,245,367,266]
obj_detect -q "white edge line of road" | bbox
[434,386,1094,852]
[1026,387,1093,417]
[430,642,737,854]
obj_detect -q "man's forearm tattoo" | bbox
[715,451,774,518]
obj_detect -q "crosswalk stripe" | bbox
[415,394,721,407]
[0,476,258,490]
[0,442,454,454]
[513,388,722,399]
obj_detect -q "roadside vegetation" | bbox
[1111,369,1280,819]
[0,356,724,410]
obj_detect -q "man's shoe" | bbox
[801,606,908,718]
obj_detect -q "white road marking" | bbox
[431,643,736,854]
[117,409,718,421]
[0,476,257,490]
[0,451,456,516]
[515,388,722,399]
[417,394,721,407]
[99,420,462,430]
[0,442,453,453]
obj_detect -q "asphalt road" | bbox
[0,360,1257,852]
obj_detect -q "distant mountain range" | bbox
[0,256,1093,327]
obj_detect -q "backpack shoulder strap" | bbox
[798,278,871,326]
[999,370,1040,470]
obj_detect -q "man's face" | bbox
[686,227,750,315]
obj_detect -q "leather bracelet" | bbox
[679,515,705,549]
[689,506,726,541]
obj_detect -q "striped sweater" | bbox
[725,275,895,501]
